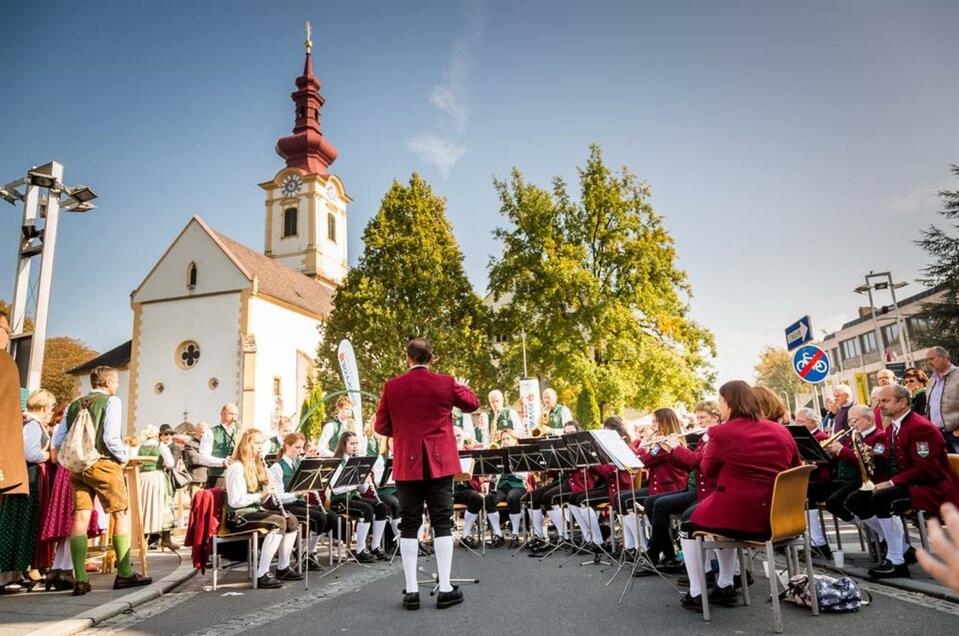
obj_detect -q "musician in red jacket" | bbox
[678,381,801,610]
[847,384,959,579]
[374,338,479,610]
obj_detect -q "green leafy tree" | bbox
[42,337,99,405]
[298,379,326,441]
[575,383,601,429]
[317,174,495,398]
[753,346,805,413]
[914,164,959,357]
[488,145,715,415]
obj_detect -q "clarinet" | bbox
[259,454,287,516]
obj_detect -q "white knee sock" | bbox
[463,511,478,537]
[569,506,589,542]
[879,517,905,565]
[355,521,371,552]
[277,530,296,570]
[371,519,387,550]
[861,515,882,535]
[623,512,638,550]
[390,517,401,539]
[681,538,705,597]
[587,508,603,544]
[401,538,419,593]
[808,510,827,546]
[488,511,503,537]
[258,532,281,577]
[308,531,319,553]
[637,515,649,551]
[532,509,545,539]
[434,535,454,593]
[716,548,736,588]
[509,513,523,536]
[54,540,73,570]
[547,507,565,538]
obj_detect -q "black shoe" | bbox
[809,544,833,561]
[354,550,377,564]
[868,559,911,579]
[678,571,716,587]
[257,573,283,589]
[509,534,520,550]
[53,571,74,592]
[403,591,420,610]
[305,556,324,571]
[904,545,917,565]
[733,571,754,588]
[528,537,546,550]
[680,592,703,611]
[461,536,480,550]
[370,548,389,561]
[436,585,463,609]
[622,548,637,563]
[72,580,92,596]
[708,583,738,606]
[418,542,434,556]
[659,557,685,574]
[275,567,304,581]
[489,535,506,548]
[113,572,153,590]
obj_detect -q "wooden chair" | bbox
[694,465,819,634]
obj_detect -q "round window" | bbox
[154,383,164,394]
[209,377,219,390]
[175,341,201,370]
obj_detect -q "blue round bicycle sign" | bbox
[792,345,830,384]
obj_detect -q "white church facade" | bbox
[70,35,347,436]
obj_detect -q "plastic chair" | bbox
[694,464,819,634]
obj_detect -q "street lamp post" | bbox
[855,276,889,372]
[3,161,97,390]
[855,271,913,369]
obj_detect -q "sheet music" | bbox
[460,457,474,475]
[590,429,643,470]
[372,455,385,484]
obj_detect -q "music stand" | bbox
[787,426,834,464]
[287,457,339,588]
[327,456,378,569]
[533,438,583,561]
[503,445,547,555]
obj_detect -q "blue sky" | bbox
[1,1,957,386]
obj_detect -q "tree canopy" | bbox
[41,337,99,405]
[753,346,805,413]
[487,145,715,415]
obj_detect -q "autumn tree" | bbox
[41,337,98,405]
[488,145,715,415]
[753,346,805,412]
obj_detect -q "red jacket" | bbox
[889,411,959,512]
[568,469,596,494]
[835,426,891,483]
[692,418,801,536]
[635,442,689,496]
[668,439,715,500]
[811,430,833,482]
[185,487,225,573]
[374,367,479,481]
[591,464,633,501]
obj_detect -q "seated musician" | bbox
[268,432,338,570]
[846,385,959,579]
[617,409,690,558]
[372,436,402,553]
[807,406,889,560]
[678,381,800,610]
[224,428,302,588]
[586,417,636,554]
[453,427,497,549]
[639,401,721,572]
[493,430,529,548]
[528,422,582,549]
[330,432,391,562]
[534,422,600,547]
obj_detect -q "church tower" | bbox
[260,24,349,289]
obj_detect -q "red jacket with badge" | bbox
[889,411,959,511]
[667,438,716,500]
[591,464,634,501]
[691,418,801,536]
[568,469,597,493]
[835,426,890,483]
[633,440,689,496]
[374,367,479,481]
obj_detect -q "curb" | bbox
[26,556,197,636]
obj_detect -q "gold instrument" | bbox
[851,430,876,491]
[257,454,286,516]
[638,427,710,449]
[819,428,850,448]
[530,424,557,438]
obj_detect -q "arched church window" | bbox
[187,262,197,289]
[283,207,298,238]
[327,212,336,243]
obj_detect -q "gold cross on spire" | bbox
[305,21,313,53]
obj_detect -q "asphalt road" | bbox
[85,545,959,636]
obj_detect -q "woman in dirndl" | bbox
[137,426,176,550]
[0,389,56,589]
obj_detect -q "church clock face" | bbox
[281,174,302,198]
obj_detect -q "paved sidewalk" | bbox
[0,549,195,636]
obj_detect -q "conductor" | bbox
[374,338,479,610]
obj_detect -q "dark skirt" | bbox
[0,464,43,571]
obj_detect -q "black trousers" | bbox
[807,480,858,522]
[330,494,388,523]
[494,486,526,515]
[646,490,696,560]
[396,478,454,539]
[846,484,912,520]
[616,487,650,512]
[570,487,609,508]
[283,500,334,534]
[530,482,557,510]
[678,502,770,542]
[455,487,495,514]
[534,483,564,511]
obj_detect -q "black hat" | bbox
[159,424,175,436]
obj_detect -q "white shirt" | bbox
[317,418,366,458]
[51,390,126,462]
[22,416,48,464]
[268,456,298,505]
[891,410,911,436]
[199,423,238,467]
[225,461,263,510]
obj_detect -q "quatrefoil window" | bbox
[175,341,201,370]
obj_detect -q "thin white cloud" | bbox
[406,134,467,178]
[408,2,483,177]
[886,177,952,218]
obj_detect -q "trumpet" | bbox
[819,428,850,448]
[530,424,556,438]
